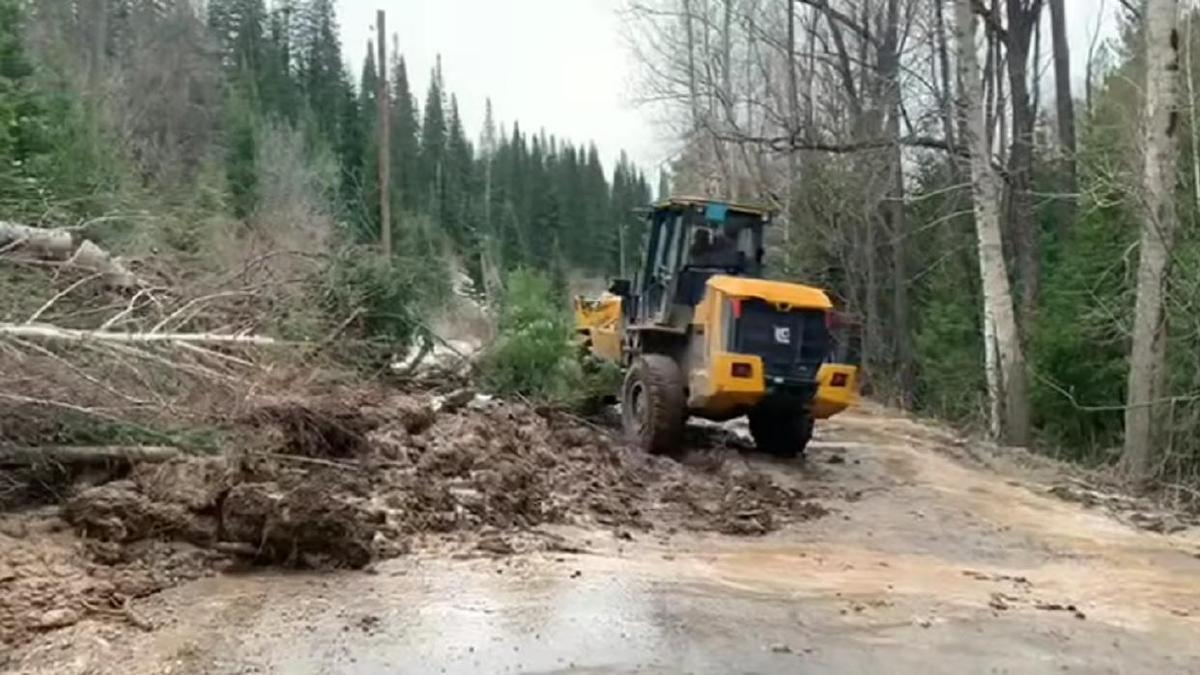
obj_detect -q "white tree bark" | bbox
[955,0,1031,446]
[1124,0,1181,479]
[0,324,277,346]
[0,221,138,288]
[983,313,1002,439]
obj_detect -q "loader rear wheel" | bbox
[622,355,686,456]
[749,408,813,459]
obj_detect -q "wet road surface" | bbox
[11,407,1200,674]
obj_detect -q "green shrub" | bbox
[316,245,451,363]
[482,268,626,411]
[573,354,624,415]
[1029,195,1133,457]
[913,263,987,425]
[483,269,576,399]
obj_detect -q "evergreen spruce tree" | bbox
[391,53,420,213]
[608,152,649,276]
[209,0,269,217]
[224,75,259,218]
[291,0,362,218]
[445,94,475,247]
[261,4,299,119]
[419,57,448,223]
[500,123,528,267]
[581,144,610,271]
[555,142,580,265]
[208,0,266,75]
[0,0,48,211]
[478,98,498,237]
[293,0,344,135]
[355,40,379,240]
[335,76,365,220]
[479,98,498,158]
[526,132,552,266]
[359,40,377,123]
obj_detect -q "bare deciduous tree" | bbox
[956,0,1031,445]
[1124,0,1181,479]
[1048,0,1078,232]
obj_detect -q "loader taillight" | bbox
[731,362,753,378]
[732,298,743,319]
[830,372,848,388]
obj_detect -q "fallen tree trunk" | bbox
[0,323,278,346]
[212,541,259,557]
[0,221,138,288]
[0,445,182,466]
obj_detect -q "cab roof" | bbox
[708,275,832,310]
[652,196,774,218]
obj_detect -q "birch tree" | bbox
[955,0,1031,445]
[1124,0,1181,479]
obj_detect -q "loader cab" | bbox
[627,198,770,328]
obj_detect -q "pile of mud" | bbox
[377,396,828,538]
[0,511,225,649]
[55,391,827,566]
[2,389,828,647]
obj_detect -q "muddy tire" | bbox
[622,355,686,456]
[749,408,813,459]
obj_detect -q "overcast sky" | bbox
[337,0,1120,177]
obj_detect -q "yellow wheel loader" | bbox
[580,197,859,458]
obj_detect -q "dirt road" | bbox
[7,406,1200,674]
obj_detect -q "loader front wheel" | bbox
[749,408,813,459]
[622,355,686,456]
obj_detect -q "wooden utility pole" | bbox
[377,10,392,262]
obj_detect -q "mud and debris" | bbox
[1048,479,1199,533]
[9,389,1197,665]
[0,509,226,649]
[0,388,831,650]
[1034,602,1088,620]
[5,402,1200,674]
[246,395,379,458]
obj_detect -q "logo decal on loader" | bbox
[774,326,791,344]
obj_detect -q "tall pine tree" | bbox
[354,39,379,240]
[391,52,420,213]
[444,94,475,247]
[418,57,447,223]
